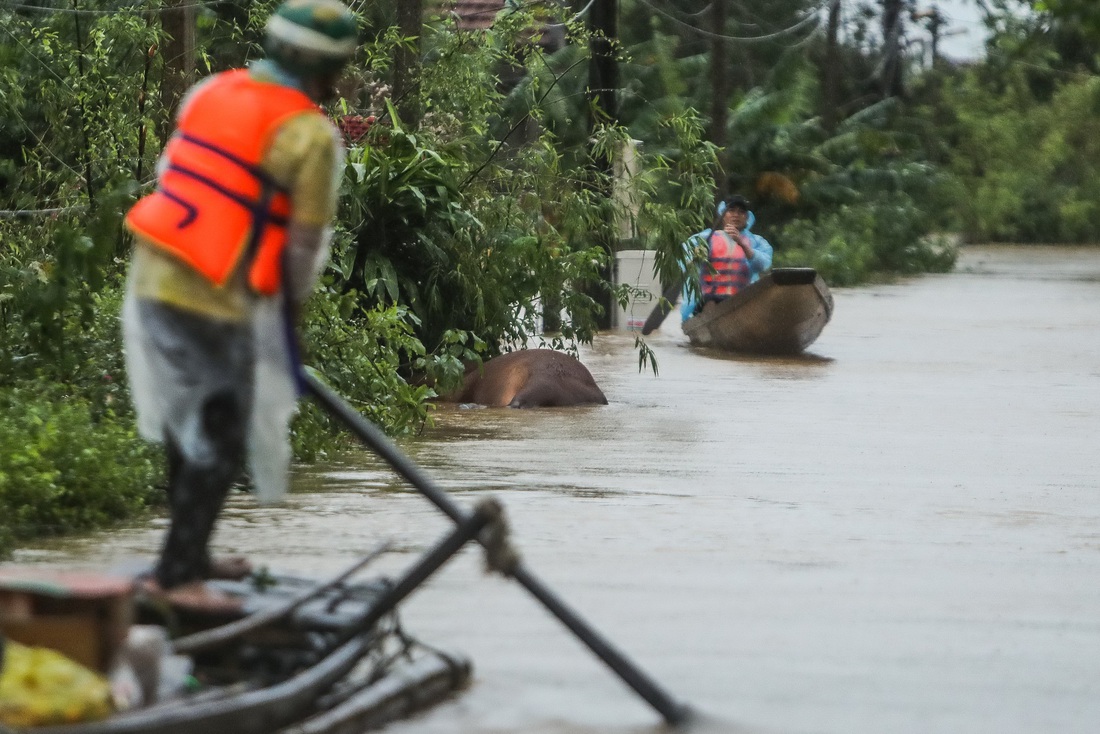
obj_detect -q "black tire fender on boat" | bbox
[770,267,818,286]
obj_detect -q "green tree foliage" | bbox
[0,6,162,216]
[0,386,161,557]
[605,41,957,285]
[932,67,1100,243]
[619,0,828,97]
[0,0,978,552]
[1032,0,1100,40]
[333,5,718,368]
[539,2,959,284]
[1,4,161,387]
[0,187,135,386]
[906,0,1100,243]
[295,295,449,450]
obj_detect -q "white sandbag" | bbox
[121,286,166,444]
[247,296,299,505]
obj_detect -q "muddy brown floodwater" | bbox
[15,245,1100,733]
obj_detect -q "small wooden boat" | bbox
[2,543,473,734]
[681,267,834,354]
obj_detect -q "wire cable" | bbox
[633,0,828,44]
[0,205,86,218]
[0,1,226,15]
[548,0,595,28]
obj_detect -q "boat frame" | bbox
[8,499,504,734]
[681,267,834,354]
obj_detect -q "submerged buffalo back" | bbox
[444,349,607,408]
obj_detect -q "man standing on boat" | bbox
[121,0,359,606]
[680,195,774,320]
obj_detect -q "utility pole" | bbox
[927,7,943,66]
[588,0,618,128]
[586,0,618,330]
[823,0,842,132]
[709,0,729,200]
[881,0,905,98]
[394,0,423,126]
[159,0,196,141]
[913,6,945,68]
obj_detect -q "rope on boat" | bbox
[388,619,468,678]
[477,499,521,577]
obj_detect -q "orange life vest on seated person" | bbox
[125,70,320,296]
[700,230,751,299]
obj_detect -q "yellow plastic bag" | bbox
[0,640,114,727]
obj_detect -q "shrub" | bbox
[0,385,161,557]
[934,69,1100,243]
[775,196,957,286]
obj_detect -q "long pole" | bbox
[881,0,905,99]
[709,0,729,199]
[159,0,195,140]
[586,0,619,330]
[303,370,692,726]
[823,0,842,133]
[393,0,423,125]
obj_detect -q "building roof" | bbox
[435,1,509,32]
[432,1,567,51]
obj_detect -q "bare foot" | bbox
[137,577,243,615]
[207,555,252,581]
[165,581,243,614]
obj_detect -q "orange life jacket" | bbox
[125,70,321,296]
[700,230,751,299]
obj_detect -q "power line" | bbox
[549,0,597,27]
[434,0,562,24]
[633,0,829,44]
[0,206,84,219]
[0,19,76,92]
[0,1,226,15]
[982,48,1100,80]
[736,0,822,31]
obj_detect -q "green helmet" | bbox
[264,0,359,78]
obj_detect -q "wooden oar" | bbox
[302,369,692,727]
[640,278,684,336]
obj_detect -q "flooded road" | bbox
[16,245,1100,733]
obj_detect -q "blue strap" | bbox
[280,248,306,397]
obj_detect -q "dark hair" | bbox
[724,194,751,212]
[712,194,751,231]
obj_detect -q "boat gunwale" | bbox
[682,268,834,353]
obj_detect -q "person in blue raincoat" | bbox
[680,194,773,321]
